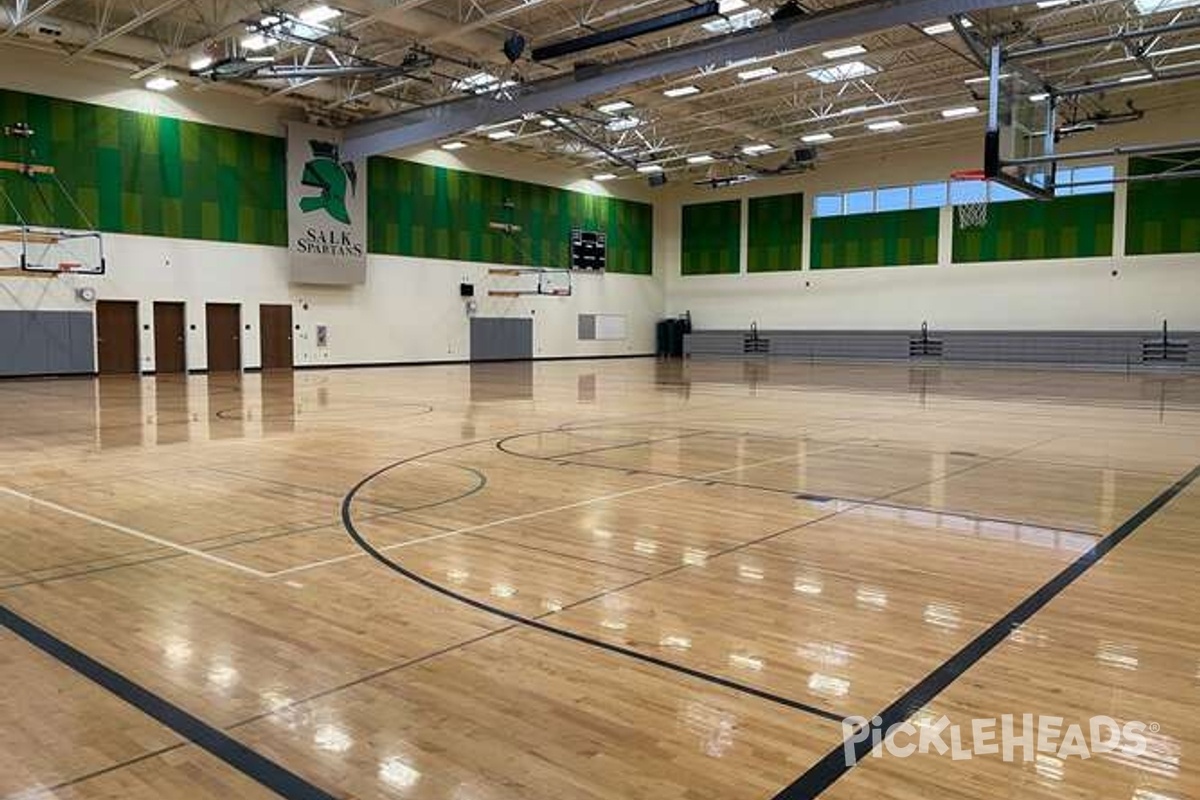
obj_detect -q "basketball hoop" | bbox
[951,169,990,230]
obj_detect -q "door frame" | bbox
[95,299,141,375]
[205,302,243,373]
[152,300,187,375]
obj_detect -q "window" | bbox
[845,190,874,214]
[1056,164,1116,196]
[814,194,843,217]
[875,186,911,211]
[911,182,948,209]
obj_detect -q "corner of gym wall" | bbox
[662,99,1200,333]
[1,48,668,372]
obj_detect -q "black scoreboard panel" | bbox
[570,229,607,271]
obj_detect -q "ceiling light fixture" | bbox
[145,77,178,91]
[189,55,213,71]
[487,129,517,140]
[240,34,272,51]
[822,44,866,59]
[807,61,876,83]
[742,143,773,154]
[597,100,633,113]
[801,132,834,143]
[664,85,701,98]
[440,141,467,150]
[593,172,617,181]
[687,154,715,164]
[941,105,979,118]
[867,119,903,131]
[922,17,973,35]
[737,66,778,81]
[636,164,663,173]
[298,4,341,24]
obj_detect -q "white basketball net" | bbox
[953,177,989,229]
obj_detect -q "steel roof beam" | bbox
[342,0,1032,159]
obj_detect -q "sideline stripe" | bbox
[772,462,1200,799]
[0,605,338,800]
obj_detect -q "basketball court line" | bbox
[0,486,271,578]
[265,447,827,578]
[0,604,339,800]
[770,461,1200,799]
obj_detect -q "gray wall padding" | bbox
[0,311,95,377]
[470,317,534,361]
[684,329,1196,368]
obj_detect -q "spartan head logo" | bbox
[299,140,357,225]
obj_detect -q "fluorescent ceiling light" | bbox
[922,18,973,35]
[1119,72,1152,82]
[702,8,766,33]
[241,34,272,51]
[487,129,517,140]
[664,85,701,98]
[822,44,866,59]
[717,0,747,11]
[298,4,341,24]
[941,105,979,118]
[742,143,773,154]
[867,119,903,131]
[539,118,557,127]
[1029,92,1050,102]
[738,66,777,81]
[440,141,467,150]
[636,164,663,173]
[686,154,715,164]
[801,132,834,143]
[597,100,633,113]
[189,55,213,71]
[965,72,1009,85]
[593,173,617,181]
[807,61,876,83]
[1134,0,1200,10]
[452,72,516,94]
[1036,0,1073,7]
[606,116,641,132]
[145,77,178,91]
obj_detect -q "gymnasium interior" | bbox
[2,0,1199,798]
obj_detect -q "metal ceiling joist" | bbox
[69,0,192,58]
[0,0,73,38]
[342,0,1032,159]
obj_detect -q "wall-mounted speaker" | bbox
[648,173,668,188]
[460,282,475,297]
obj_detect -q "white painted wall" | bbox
[0,57,666,371]
[663,88,1200,332]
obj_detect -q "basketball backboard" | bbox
[984,44,1056,200]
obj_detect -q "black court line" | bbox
[338,440,848,726]
[0,605,339,800]
[496,430,1099,539]
[772,461,1200,800]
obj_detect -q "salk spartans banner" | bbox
[286,121,367,284]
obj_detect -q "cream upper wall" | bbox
[662,86,1200,332]
[0,53,667,370]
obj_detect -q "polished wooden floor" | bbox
[2,358,1199,800]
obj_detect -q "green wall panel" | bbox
[1126,152,1200,255]
[953,193,1113,262]
[0,89,286,246]
[747,192,803,273]
[811,208,938,269]
[367,157,653,274]
[681,200,741,275]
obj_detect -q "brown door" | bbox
[205,303,241,372]
[95,300,139,374]
[259,304,294,370]
[153,302,186,374]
